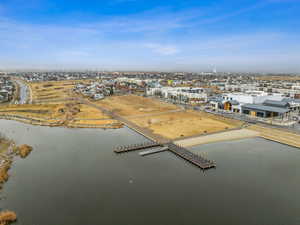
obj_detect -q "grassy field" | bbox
[2,82,243,134]
[0,102,121,128]
[131,110,242,139]
[0,138,11,155]
[0,80,122,128]
[94,95,243,139]
[29,80,78,103]
[95,95,178,116]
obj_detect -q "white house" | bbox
[147,87,208,104]
[211,91,284,113]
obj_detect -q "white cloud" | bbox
[144,43,180,55]
[0,4,299,72]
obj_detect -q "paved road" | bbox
[15,80,29,104]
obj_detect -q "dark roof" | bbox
[283,98,300,103]
[263,100,289,108]
[242,104,290,114]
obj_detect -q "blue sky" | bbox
[0,0,299,72]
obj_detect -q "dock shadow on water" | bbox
[1,119,300,225]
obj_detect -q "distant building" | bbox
[241,103,290,118]
[209,91,286,114]
[147,87,208,104]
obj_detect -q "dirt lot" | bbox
[95,95,243,139]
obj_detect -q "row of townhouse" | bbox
[147,87,211,104]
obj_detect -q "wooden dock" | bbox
[114,142,162,153]
[114,141,216,170]
[167,143,216,169]
[139,147,169,156]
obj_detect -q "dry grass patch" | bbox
[0,211,17,225]
[131,110,242,139]
[0,164,10,184]
[95,95,178,116]
[15,144,33,158]
[0,100,118,128]
[94,95,242,139]
[29,80,80,102]
[75,104,110,120]
[0,104,60,119]
[248,125,300,148]
[71,119,122,128]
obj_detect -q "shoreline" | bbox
[0,115,123,129]
[175,129,260,147]
[0,136,33,225]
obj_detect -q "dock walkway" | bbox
[168,143,216,169]
[83,97,216,170]
[139,147,169,156]
[114,142,162,153]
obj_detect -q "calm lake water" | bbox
[1,119,300,225]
